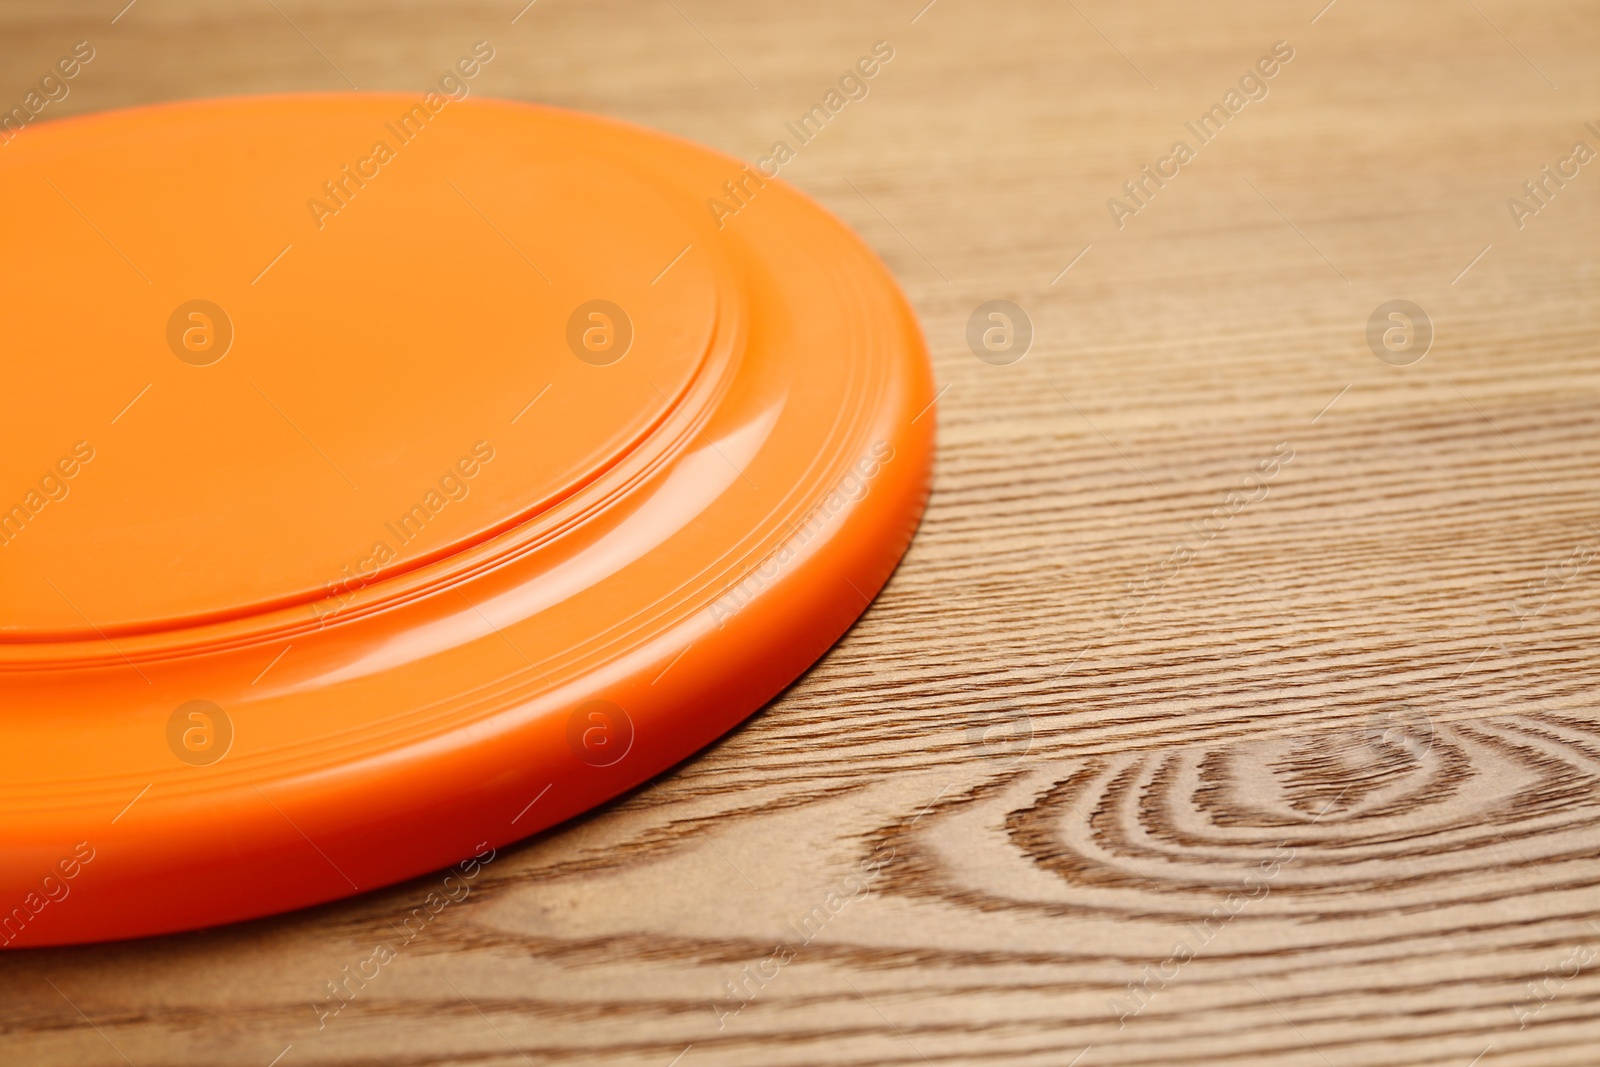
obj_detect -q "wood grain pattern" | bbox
[4,1,1600,1064]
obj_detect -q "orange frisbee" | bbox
[0,94,933,946]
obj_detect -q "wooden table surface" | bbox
[5,1,1600,1064]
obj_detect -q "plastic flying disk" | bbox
[0,95,933,946]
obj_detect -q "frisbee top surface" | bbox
[0,94,933,946]
[2,98,726,636]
